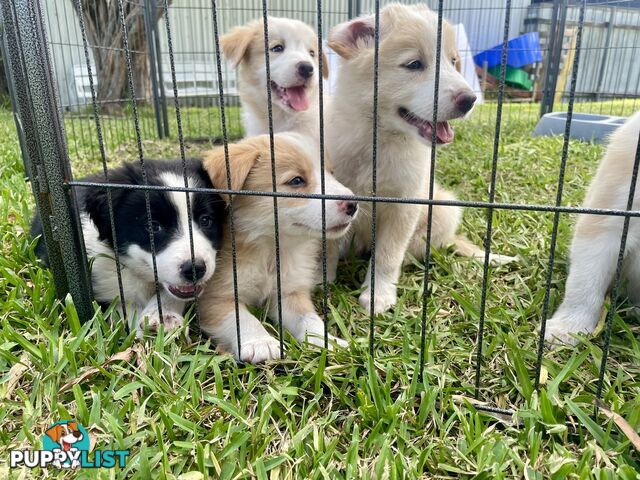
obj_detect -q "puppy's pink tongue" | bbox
[436,121,454,144]
[285,86,309,111]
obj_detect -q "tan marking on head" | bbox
[242,136,316,207]
[321,50,330,79]
[220,21,260,67]
[45,424,65,443]
[204,136,269,200]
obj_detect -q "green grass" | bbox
[1,100,639,479]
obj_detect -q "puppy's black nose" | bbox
[297,61,314,79]
[180,259,206,281]
[73,431,82,438]
[454,92,477,114]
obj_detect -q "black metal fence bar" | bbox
[117,0,165,322]
[5,0,94,320]
[75,0,128,320]
[64,180,640,218]
[535,0,588,391]
[417,0,444,384]
[261,0,285,358]
[210,0,243,357]
[474,0,512,399]
[160,0,201,325]
[368,0,380,355]
[316,0,330,348]
[0,0,61,285]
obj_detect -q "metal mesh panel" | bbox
[2,0,639,428]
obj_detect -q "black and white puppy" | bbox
[32,159,225,336]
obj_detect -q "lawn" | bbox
[1,100,639,479]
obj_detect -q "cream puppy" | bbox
[220,17,329,140]
[327,3,515,313]
[545,110,640,345]
[199,133,357,363]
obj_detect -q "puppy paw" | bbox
[136,309,186,338]
[359,283,397,313]
[544,310,598,347]
[240,336,282,364]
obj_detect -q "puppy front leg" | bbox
[200,301,281,363]
[272,292,347,350]
[136,291,188,338]
[545,229,621,345]
[360,203,421,313]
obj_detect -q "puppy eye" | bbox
[309,50,315,57]
[451,57,458,67]
[199,215,213,228]
[148,221,162,234]
[270,44,284,53]
[405,60,424,71]
[287,176,306,187]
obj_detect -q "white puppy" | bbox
[220,17,328,140]
[327,3,515,313]
[199,133,357,363]
[545,110,640,345]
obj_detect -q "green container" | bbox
[488,65,533,91]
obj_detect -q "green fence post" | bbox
[1,0,94,321]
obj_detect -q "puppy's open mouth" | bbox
[270,81,309,111]
[167,283,203,299]
[398,107,454,144]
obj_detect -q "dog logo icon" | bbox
[9,419,129,469]
[42,421,89,469]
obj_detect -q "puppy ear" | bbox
[83,187,117,243]
[321,50,329,79]
[45,424,63,443]
[204,137,267,202]
[328,15,376,59]
[220,23,257,67]
[83,163,138,244]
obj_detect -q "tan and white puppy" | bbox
[327,3,515,313]
[545,111,640,345]
[199,133,357,363]
[220,17,329,140]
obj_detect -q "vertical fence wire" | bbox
[75,0,128,321]
[116,0,164,324]
[160,0,201,326]
[535,0,587,391]
[417,0,444,384]
[474,0,512,399]
[211,0,242,356]
[260,0,285,358]
[368,0,380,356]
[595,132,640,401]
[316,0,329,348]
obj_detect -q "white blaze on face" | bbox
[125,173,218,296]
[155,173,217,288]
[263,18,319,112]
[280,133,357,238]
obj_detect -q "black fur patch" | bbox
[32,158,225,262]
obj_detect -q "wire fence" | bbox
[2,0,639,419]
